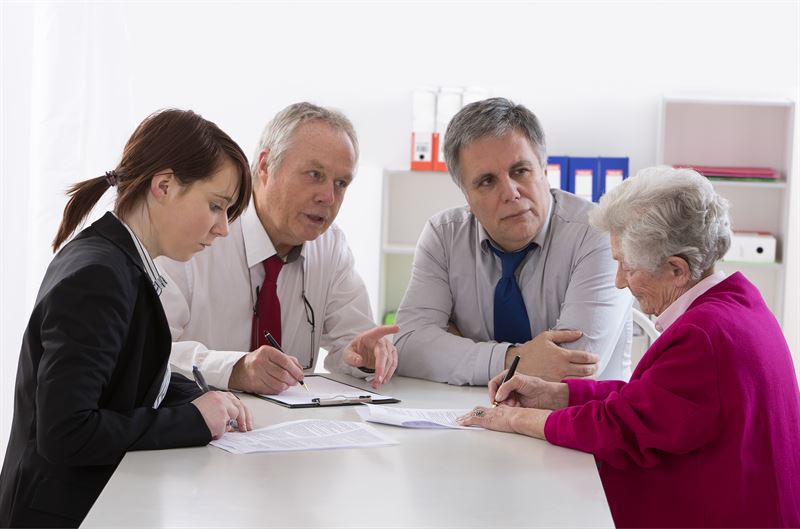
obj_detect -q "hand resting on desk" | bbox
[457,372,569,439]
[191,391,253,439]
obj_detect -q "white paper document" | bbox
[356,404,482,430]
[210,419,398,454]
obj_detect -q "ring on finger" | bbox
[473,408,485,418]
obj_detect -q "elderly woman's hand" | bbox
[457,406,551,439]
[489,372,569,410]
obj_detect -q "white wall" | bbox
[2,1,799,457]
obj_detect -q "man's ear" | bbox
[150,170,175,201]
[256,150,270,187]
[666,255,691,288]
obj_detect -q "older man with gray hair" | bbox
[395,97,632,385]
[158,102,398,394]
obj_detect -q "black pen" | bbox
[192,365,211,392]
[192,365,239,430]
[492,354,521,407]
[264,331,310,392]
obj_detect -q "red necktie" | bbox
[251,255,284,350]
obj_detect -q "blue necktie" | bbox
[491,244,534,344]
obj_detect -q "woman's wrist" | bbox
[546,382,569,409]
[512,409,550,439]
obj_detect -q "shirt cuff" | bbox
[171,349,247,390]
[481,342,513,385]
[484,343,513,385]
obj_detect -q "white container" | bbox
[723,232,777,263]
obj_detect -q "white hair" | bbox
[589,166,731,280]
[250,102,359,180]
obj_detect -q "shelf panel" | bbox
[383,170,466,247]
[717,261,783,319]
[708,180,787,190]
[383,244,416,255]
[719,260,783,269]
[381,252,414,316]
[710,181,786,237]
[661,99,793,175]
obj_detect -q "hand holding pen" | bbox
[492,355,521,407]
[190,365,252,439]
[264,331,310,392]
[488,362,570,411]
[227,333,308,395]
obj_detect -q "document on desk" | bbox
[356,404,482,430]
[257,375,399,408]
[210,419,398,454]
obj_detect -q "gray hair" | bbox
[590,166,731,280]
[443,97,547,187]
[251,102,359,179]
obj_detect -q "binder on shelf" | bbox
[411,88,436,171]
[546,156,570,191]
[598,157,629,201]
[433,87,463,172]
[569,157,596,202]
[410,132,434,171]
[723,232,777,263]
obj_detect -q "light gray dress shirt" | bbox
[156,201,373,389]
[395,189,632,385]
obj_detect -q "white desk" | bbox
[82,375,613,528]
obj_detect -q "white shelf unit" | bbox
[657,96,795,324]
[378,170,466,323]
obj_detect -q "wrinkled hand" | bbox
[191,391,253,440]
[489,372,569,410]
[457,406,550,439]
[514,329,599,381]
[343,325,400,389]
[229,345,305,395]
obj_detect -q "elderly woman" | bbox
[459,166,800,528]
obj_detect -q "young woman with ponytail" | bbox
[0,109,254,528]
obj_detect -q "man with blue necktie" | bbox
[395,98,632,385]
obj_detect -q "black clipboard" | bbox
[255,375,400,408]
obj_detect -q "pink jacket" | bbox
[545,273,800,527]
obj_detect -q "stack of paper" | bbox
[211,419,397,454]
[356,404,482,430]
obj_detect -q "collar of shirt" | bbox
[478,191,554,253]
[655,270,727,332]
[240,198,304,267]
[113,213,168,296]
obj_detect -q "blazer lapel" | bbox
[89,212,173,406]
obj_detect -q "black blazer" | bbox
[0,212,210,528]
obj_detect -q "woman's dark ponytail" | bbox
[52,174,115,252]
